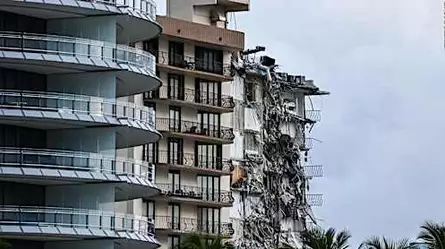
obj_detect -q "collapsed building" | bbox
[229,46,329,248]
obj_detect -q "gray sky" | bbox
[155,0,445,246]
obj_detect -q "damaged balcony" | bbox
[154,216,234,237]
[153,183,234,207]
[298,137,319,151]
[156,118,235,144]
[149,150,233,176]
[144,86,235,113]
[306,194,323,206]
[305,109,322,123]
[156,51,233,82]
[303,165,324,178]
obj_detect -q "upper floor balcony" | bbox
[303,165,324,179]
[0,147,158,201]
[153,183,234,207]
[307,194,323,206]
[0,31,160,96]
[0,205,158,247]
[154,216,234,237]
[156,118,235,144]
[150,150,232,176]
[156,50,233,82]
[305,109,322,123]
[144,86,234,113]
[0,89,160,147]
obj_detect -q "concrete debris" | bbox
[230,50,327,249]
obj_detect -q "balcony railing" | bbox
[156,51,231,77]
[156,183,234,204]
[149,150,232,173]
[303,165,323,178]
[144,86,235,109]
[0,205,155,235]
[154,216,234,237]
[0,147,154,182]
[77,0,157,21]
[156,118,235,141]
[306,194,323,206]
[0,31,156,74]
[0,90,155,126]
[305,110,321,122]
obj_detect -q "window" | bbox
[198,207,220,234]
[197,112,220,137]
[168,170,181,192]
[168,138,183,165]
[169,106,181,132]
[195,46,223,75]
[168,74,184,100]
[244,132,259,152]
[168,236,180,249]
[144,201,155,221]
[197,175,220,201]
[168,203,181,230]
[195,143,222,170]
[169,41,184,67]
[142,39,159,62]
[143,142,158,164]
[195,79,221,106]
[245,81,256,102]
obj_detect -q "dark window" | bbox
[197,175,220,201]
[168,235,181,249]
[245,81,256,102]
[168,203,181,230]
[0,68,46,91]
[169,106,181,132]
[195,46,223,74]
[144,201,155,221]
[168,74,185,100]
[197,112,220,137]
[168,138,183,165]
[168,170,181,192]
[143,142,158,164]
[195,143,222,170]
[0,11,46,33]
[143,39,159,62]
[198,207,221,234]
[195,79,221,106]
[169,41,184,67]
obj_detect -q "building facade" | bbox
[0,1,161,249]
[229,49,329,248]
[141,0,249,248]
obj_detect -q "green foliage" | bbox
[417,221,445,249]
[300,227,351,249]
[359,236,413,249]
[179,233,231,249]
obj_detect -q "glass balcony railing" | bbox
[77,0,157,21]
[0,31,156,75]
[156,51,232,77]
[144,86,235,109]
[0,147,154,182]
[147,150,232,173]
[303,165,323,178]
[306,194,323,206]
[0,90,155,127]
[305,109,321,122]
[156,183,234,205]
[0,205,155,236]
[154,216,234,237]
[156,118,235,141]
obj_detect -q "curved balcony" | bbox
[156,51,233,82]
[0,90,160,148]
[0,147,159,201]
[149,150,232,176]
[305,110,321,123]
[145,86,235,113]
[154,216,234,237]
[0,32,160,96]
[156,118,234,144]
[0,205,158,247]
[0,0,161,43]
[153,183,234,207]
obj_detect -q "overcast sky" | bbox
[154,0,445,246]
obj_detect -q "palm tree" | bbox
[360,236,414,249]
[179,233,231,249]
[0,239,10,249]
[417,221,445,249]
[300,227,351,249]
